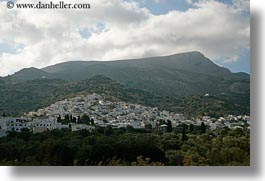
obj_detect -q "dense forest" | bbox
[0,125,250,166]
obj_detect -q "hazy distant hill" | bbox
[7,51,249,97]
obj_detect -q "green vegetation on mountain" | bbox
[9,51,250,97]
[0,75,249,118]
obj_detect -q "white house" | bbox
[2,118,31,132]
[28,118,67,130]
[210,123,217,130]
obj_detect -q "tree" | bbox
[189,124,194,132]
[81,114,90,124]
[166,120,172,132]
[126,125,134,132]
[181,127,188,141]
[0,126,250,166]
[145,123,152,131]
[201,122,206,134]
[90,118,95,125]
[47,142,75,166]
[73,117,77,123]
[64,114,70,121]
[17,128,32,142]
[96,126,104,134]
[104,126,113,136]
[57,115,61,122]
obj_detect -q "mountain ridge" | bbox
[42,51,233,76]
[2,51,249,98]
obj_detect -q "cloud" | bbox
[232,0,250,12]
[0,0,250,76]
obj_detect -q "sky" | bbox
[0,0,250,76]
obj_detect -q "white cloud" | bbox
[0,0,250,76]
[232,0,250,12]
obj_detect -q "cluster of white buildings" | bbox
[182,115,250,131]
[0,117,95,137]
[24,93,185,129]
[205,115,250,131]
[24,93,250,131]
[0,93,250,137]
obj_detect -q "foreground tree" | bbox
[166,120,172,132]
[201,122,206,134]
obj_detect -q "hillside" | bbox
[0,75,249,118]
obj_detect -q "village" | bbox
[0,93,250,137]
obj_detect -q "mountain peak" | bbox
[189,51,204,55]
[169,51,205,58]
[13,67,49,76]
[16,67,42,73]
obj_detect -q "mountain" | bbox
[1,51,249,117]
[7,51,249,97]
[43,51,230,75]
